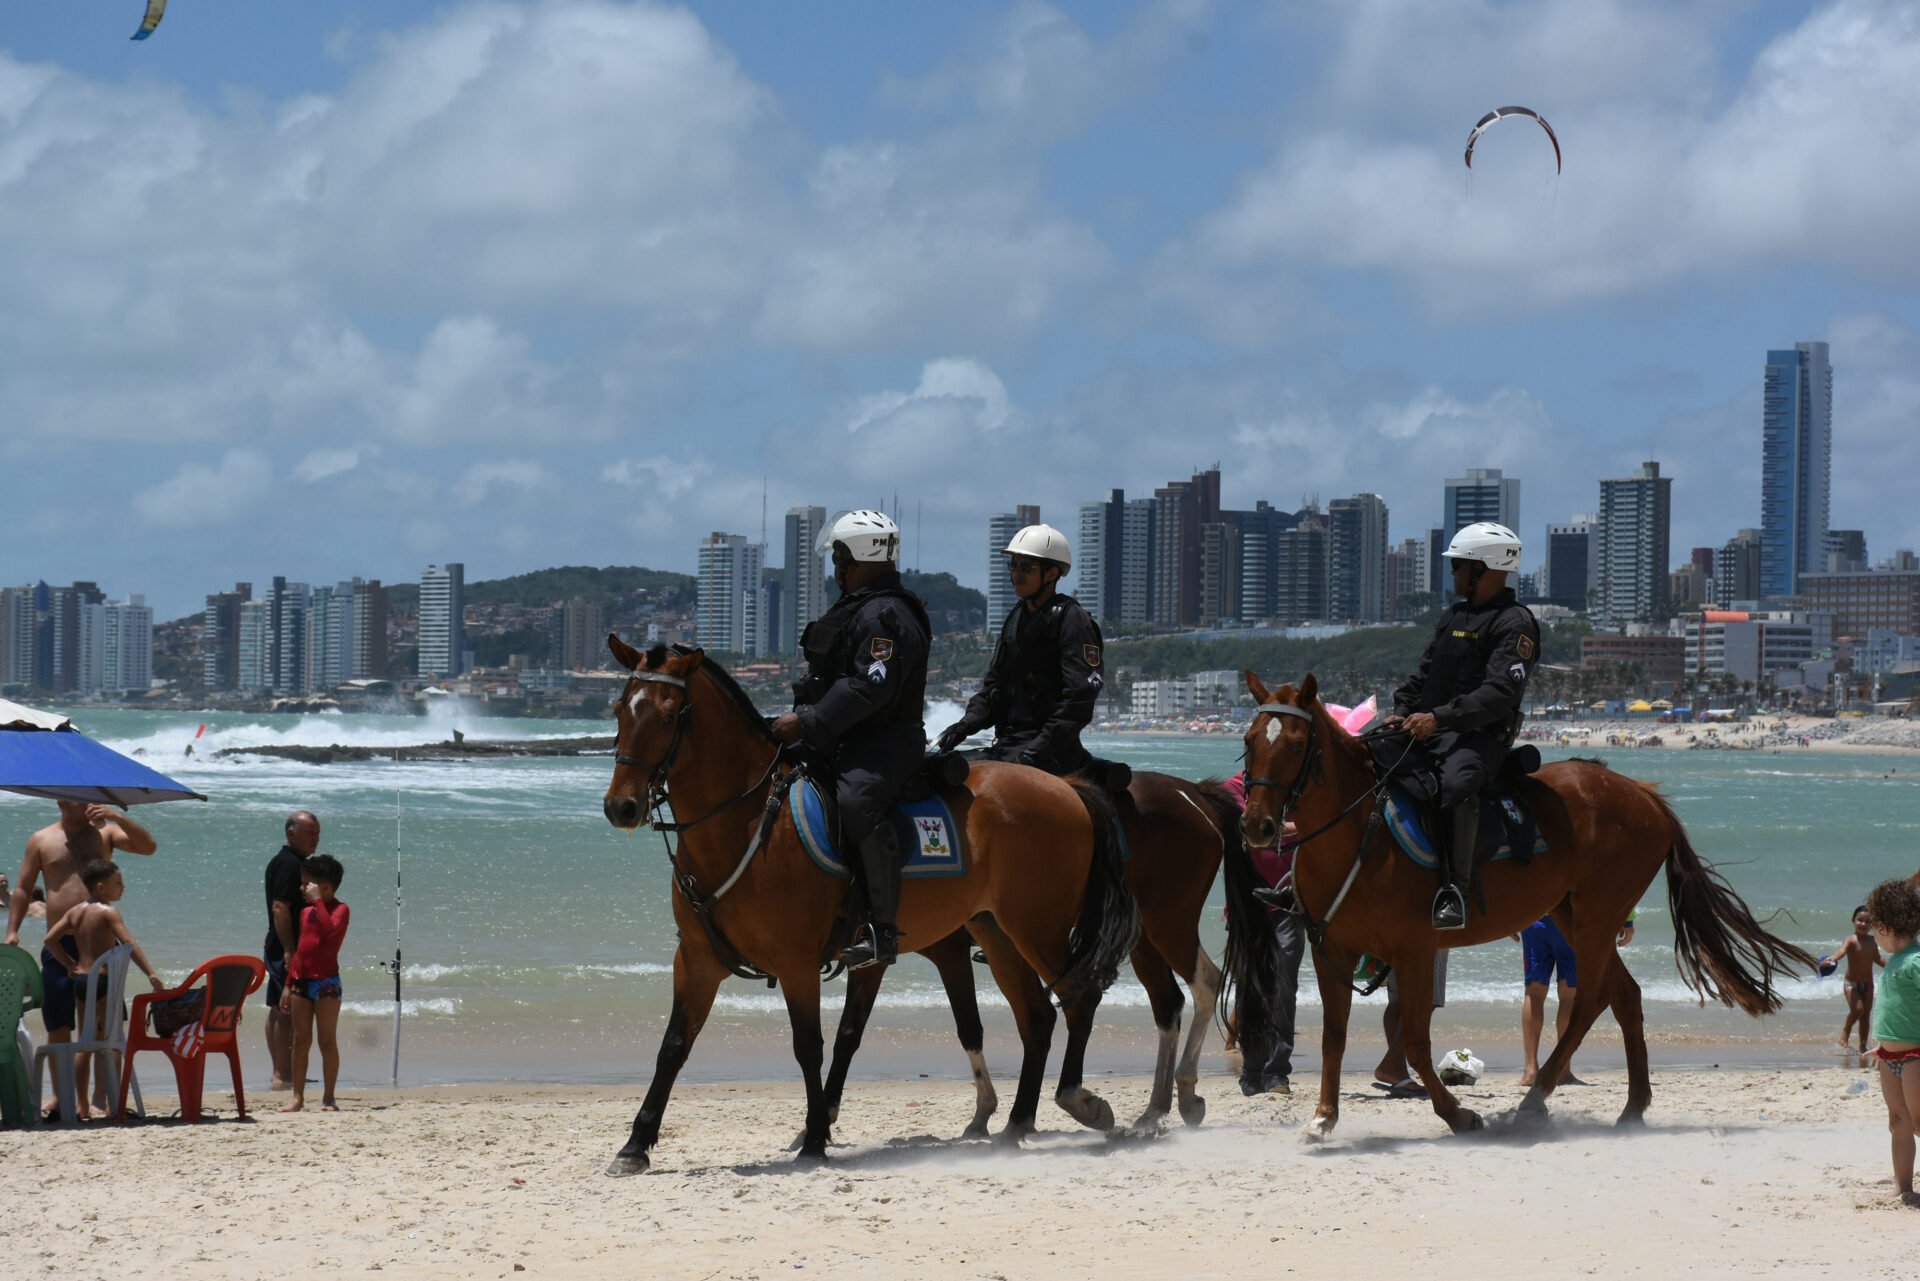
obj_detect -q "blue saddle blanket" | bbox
[1382,783,1548,869]
[794,779,967,879]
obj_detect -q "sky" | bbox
[3,0,1919,622]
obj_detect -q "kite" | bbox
[1463,106,1561,174]
[132,0,167,41]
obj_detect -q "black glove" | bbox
[936,723,974,753]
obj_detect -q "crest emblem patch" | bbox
[1508,663,1527,682]
[869,637,895,662]
[1516,634,1535,661]
[1083,644,1101,667]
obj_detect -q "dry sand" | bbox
[4,1062,1910,1280]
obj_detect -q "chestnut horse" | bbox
[819,773,1238,1136]
[600,640,1139,1174]
[1221,672,1817,1138]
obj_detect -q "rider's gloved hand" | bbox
[935,723,974,753]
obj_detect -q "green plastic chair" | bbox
[0,943,44,1128]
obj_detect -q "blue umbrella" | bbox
[0,700,205,806]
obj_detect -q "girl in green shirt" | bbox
[1865,877,1920,1207]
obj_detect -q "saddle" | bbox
[1367,734,1547,870]
[792,754,970,881]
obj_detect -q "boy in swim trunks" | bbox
[1820,906,1884,1053]
[40,860,166,1119]
[281,854,349,1113]
[1862,878,1920,1207]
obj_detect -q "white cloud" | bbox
[601,456,713,499]
[132,451,274,528]
[451,459,553,508]
[293,444,381,484]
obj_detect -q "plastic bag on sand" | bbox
[1438,1048,1484,1085]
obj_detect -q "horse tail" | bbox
[1649,782,1819,1015]
[1207,779,1277,1038]
[1056,778,1141,997]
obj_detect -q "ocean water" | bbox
[5,703,1915,1087]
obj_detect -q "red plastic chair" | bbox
[117,955,265,1123]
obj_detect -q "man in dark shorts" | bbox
[264,810,320,1091]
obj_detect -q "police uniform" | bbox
[793,572,932,844]
[951,594,1103,776]
[1392,587,1540,808]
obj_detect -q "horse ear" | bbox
[1243,669,1270,704]
[608,632,641,671]
[1299,672,1319,706]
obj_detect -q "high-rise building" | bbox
[353,580,389,679]
[985,505,1040,624]
[237,599,271,692]
[202,583,251,692]
[781,506,828,656]
[560,598,608,670]
[1151,468,1221,628]
[1075,491,1128,624]
[1824,529,1867,573]
[1198,519,1240,627]
[269,578,311,694]
[1118,498,1156,624]
[696,534,767,656]
[0,585,37,689]
[1760,341,1832,597]
[419,563,466,679]
[80,596,152,695]
[1543,517,1594,612]
[1273,509,1330,626]
[1444,468,1519,537]
[1715,529,1763,607]
[1387,537,1427,619]
[45,582,105,693]
[305,582,361,692]
[1327,494,1390,624]
[1427,527,1448,595]
[1594,462,1672,626]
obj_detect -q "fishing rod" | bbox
[384,762,403,1088]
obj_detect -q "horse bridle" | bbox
[614,672,694,821]
[1244,701,1320,824]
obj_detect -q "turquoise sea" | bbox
[6,703,1915,1089]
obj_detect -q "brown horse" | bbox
[817,772,1238,1136]
[600,639,1139,1174]
[1221,671,1817,1138]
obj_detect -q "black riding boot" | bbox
[1431,801,1476,931]
[843,824,902,971]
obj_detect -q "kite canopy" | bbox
[1464,105,1561,174]
[132,0,167,41]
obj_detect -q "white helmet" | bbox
[1004,523,1071,570]
[818,509,900,563]
[1443,522,1523,572]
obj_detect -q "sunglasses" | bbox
[1008,557,1047,574]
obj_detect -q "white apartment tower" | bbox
[419,563,466,679]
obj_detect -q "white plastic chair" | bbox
[32,944,144,1123]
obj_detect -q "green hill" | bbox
[388,565,695,613]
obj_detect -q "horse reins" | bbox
[1245,702,1414,951]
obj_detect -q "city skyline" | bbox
[4,4,1920,622]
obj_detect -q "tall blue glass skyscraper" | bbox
[1760,342,1831,598]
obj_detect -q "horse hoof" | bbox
[995,1123,1033,1148]
[794,1144,828,1165]
[1177,1094,1207,1128]
[1056,1091,1114,1132]
[1615,1109,1647,1129]
[960,1121,992,1141]
[1126,1109,1169,1137]
[604,1153,650,1178]
[1300,1116,1335,1143]
[1450,1109,1484,1135]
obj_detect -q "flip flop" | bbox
[1381,1077,1429,1099]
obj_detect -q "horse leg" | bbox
[1053,979,1116,1133]
[608,948,724,1177]
[1524,926,1624,1115]
[1607,962,1652,1125]
[781,967,831,1162]
[929,927,998,1139]
[972,915,1055,1143]
[1173,945,1221,1127]
[1394,950,1480,1135]
[1305,941,1352,1142]
[812,962,885,1146]
[1125,942,1183,1134]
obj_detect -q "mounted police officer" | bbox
[1383,521,1539,931]
[936,523,1104,775]
[771,510,931,971]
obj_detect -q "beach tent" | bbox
[1650,699,1674,710]
[0,699,205,806]
[1627,700,1654,713]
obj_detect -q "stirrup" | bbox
[844,924,898,971]
[1431,885,1467,931]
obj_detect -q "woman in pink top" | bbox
[281,853,349,1113]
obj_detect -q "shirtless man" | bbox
[42,859,165,1118]
[6,802,158,1054]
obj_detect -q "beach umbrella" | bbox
[0,699,206,806]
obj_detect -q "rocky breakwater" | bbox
[216,736,616,764]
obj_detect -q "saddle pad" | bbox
[794,779,967,880]
[1383,782,1547,870]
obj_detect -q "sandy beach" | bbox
[4,1059,1905,1280]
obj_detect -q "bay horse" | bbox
[1220,671,1817,1138]
[817,773,1239,1136]
[600,639,1139,1174]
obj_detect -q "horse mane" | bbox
[689,651,780,744]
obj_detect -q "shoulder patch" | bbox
[869,637,895,662]
[1516,634,1535,661]
[1508,662,1528,682]
[1083,644,1101,668]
